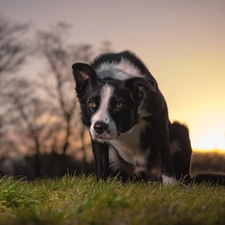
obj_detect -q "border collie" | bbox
[72,51,184,185]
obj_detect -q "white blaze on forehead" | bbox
[91,84,114,124]
[114,58,142,77]
[96,58,143,80]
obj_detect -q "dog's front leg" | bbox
[91,140,109,181]
[151,115,176,185]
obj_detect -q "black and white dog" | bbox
[72,51,188,185]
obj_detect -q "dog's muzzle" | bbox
[90,119,117,141]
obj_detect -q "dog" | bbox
[72,50,225,186]
[72,50,184,185]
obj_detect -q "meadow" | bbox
[1,174,225,225]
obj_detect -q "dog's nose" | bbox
[94,121,108,134]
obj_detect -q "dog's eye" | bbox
[89,101,96,108]
[115,102,124,109]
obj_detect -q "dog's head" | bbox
[72,62,157,142]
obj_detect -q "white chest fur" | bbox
[108,120,150,166]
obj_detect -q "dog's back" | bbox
[91,51,154,80]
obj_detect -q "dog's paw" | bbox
[162,175,177,186]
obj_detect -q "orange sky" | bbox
[1,0,225,151]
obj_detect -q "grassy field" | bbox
[0,175,225,225]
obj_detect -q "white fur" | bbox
[108,146,121,172]
[162,175,177,185]
[96,58,143,80]
[109,119,150,166]
[90,85,117,140]
[108,146,133,176]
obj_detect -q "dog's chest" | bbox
[108,120,150,166]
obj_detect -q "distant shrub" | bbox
[191,151,225,176]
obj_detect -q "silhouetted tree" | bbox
[0,16,112,177]
[35,23,92,161]
[0,14,31,156]
[34,23,113,173]
[0,14,30,100]
[4,79,56,176]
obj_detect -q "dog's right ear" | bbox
[123,77,158,104]
[72,63,98,100]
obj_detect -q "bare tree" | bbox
[0,14,31,157]
[35,23,95,171]
[0,14,30,98]
[3,79,60,176]
[35,23,112,169]
[0,17,112,177]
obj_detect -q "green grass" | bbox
[0,175,225,225]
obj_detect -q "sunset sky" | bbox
[1,0,225,151]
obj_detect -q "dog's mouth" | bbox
[93,132,119,141]
[96,134,115,141]
[96,135,111,140]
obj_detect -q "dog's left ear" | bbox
[123,77,158,102]
[72,63,98,100]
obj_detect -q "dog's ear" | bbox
[72,63,98,100]
[123,77,158,102]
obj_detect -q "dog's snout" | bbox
[94,121,108,134]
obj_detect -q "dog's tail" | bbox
[169,121,225,186]
[169,121,192,181]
